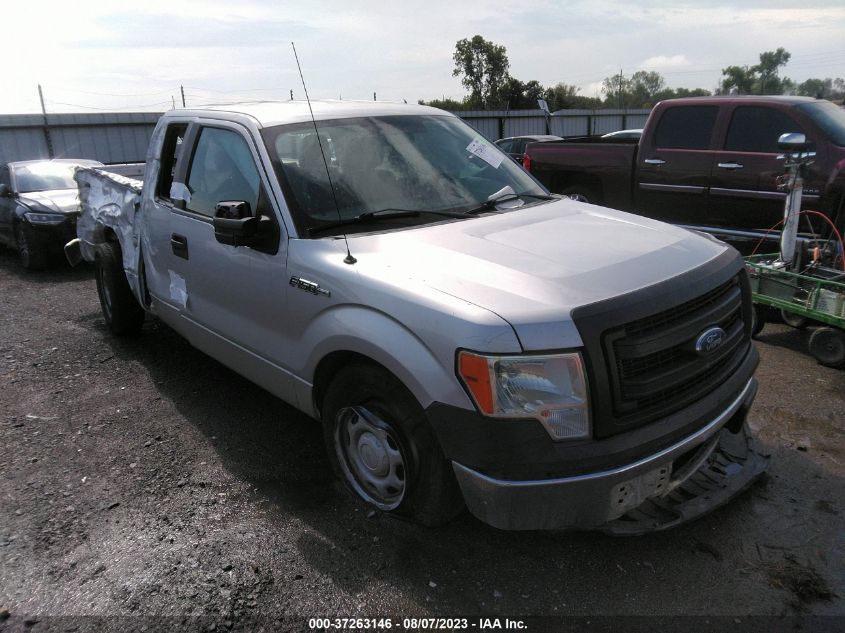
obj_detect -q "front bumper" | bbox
[24,217,78,253]
[451,378,767,532]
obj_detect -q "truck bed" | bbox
[73,167,145,304]
[526,140,637,210]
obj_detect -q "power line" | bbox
[46,99,172,111]
[48,86,179,98]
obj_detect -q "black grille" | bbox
[604,274,748,424]
[621,277,737,337]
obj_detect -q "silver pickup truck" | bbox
[66,101,767,533]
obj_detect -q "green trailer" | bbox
[745,254,845,367]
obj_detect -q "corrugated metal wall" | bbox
[0,108,652,164]
[0,112,161,164]
[455,108,651,140]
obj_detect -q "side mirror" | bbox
[777,132,809,152]
[0,183,11,198]
[213,201,257,247]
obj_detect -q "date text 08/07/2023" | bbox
[307,617,527,630]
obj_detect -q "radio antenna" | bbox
[291,41,356,265]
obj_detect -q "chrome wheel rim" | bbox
[334,406,407,510]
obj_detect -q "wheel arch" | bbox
[551,173,604,202]
[300,306,476,419]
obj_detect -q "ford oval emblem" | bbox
[695,327,726,355]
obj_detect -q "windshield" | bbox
[261,114,548,236]
[796,101,845,146]
[14,163,79,193]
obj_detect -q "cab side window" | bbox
[724,107,804,153]
[653,106,718,150]
[186,128,261,218]
[156,124,187,203]
[497,140,514,153]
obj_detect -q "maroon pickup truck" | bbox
[523,96,845,249]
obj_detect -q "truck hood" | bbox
[18,189,80,214]
[349,198,730,350]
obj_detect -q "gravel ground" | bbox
[1,249,843,630]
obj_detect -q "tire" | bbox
[321,363,464,526]
[561,186,598,204]
[808,327,845,368]
[751,304,765,338]
[780,309,807,329]
[15,223,47,271]
[95,241,145,336]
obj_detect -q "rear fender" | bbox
[74,167,145,305]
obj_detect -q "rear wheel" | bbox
[561,186,599,204]
[95,241,145,335]
[15,223,47,271]
[321,364,463,526]
[808,327,845,368]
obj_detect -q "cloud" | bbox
[641,55,691,69]
[3,0,845,113]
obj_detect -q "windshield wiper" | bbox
[307,208,470,237]
[465,190,557,215]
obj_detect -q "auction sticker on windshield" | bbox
[466,138,504,169]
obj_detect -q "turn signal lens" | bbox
[458,351,495,414]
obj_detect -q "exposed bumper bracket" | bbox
[452,379,767,532]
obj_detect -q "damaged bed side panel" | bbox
[73,168,145,305]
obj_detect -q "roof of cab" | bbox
[656,95,821,108]
[166,100,453,128]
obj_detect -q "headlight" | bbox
[457,351,590,440]
[25,212,65,225]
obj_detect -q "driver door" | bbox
[163,121,296,403]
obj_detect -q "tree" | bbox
[796,77,845,100]
[629,71,666,107]
[721,49,794,95]
[497,78,547,109]
[720,65,755,94]
[544,83,602,110]
[673,87,712,98]
[753,47,791,95]
[417,97,473,111]
[452,35,510,108]
[600,71,676,108]
[601,72,632,107]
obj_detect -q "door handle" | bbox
[643,158,666,165]
[171,233,189,260]
[717,162,744,170]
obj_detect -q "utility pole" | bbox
[290,89,294,100]
[373,92,376,101]
[618,69,623,110]
[37,84,54,159]
[180,85,186,108]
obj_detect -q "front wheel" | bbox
[15,223,47,271]
[781,309,808,329]
[751,304,765,338]
[321,364,463,526]
[95,242,145,336]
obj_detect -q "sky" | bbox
[5,0,845,114]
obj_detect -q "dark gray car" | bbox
[0,159,102,269]
[494,135,562,162]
